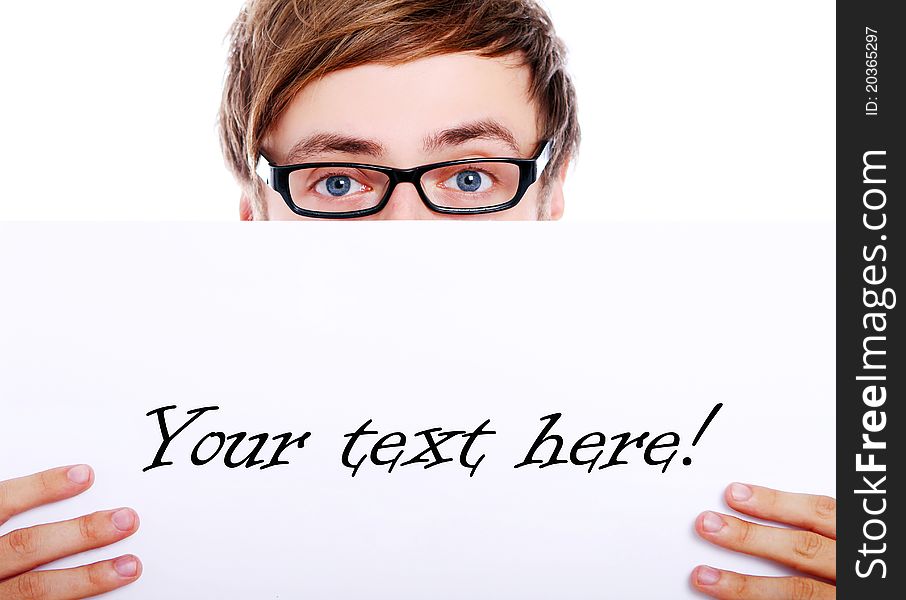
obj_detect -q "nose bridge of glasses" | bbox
[382,166,434,209]
[387,165,427,185]
[380,177,437,217]
[385,174,427,202]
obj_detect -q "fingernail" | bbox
[701,511,725,533]
[67,465,91,484]
[113,555,138,577]
[696,565,721,585]
[729,482,753,502]
[111,508,136,532]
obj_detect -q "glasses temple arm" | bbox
[534,141,554,181]
[255,155,271,186]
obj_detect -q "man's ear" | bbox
[549,155,571,221]
[239,195,254,221]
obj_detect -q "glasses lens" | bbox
[288,167,390,213]
[421,162,521,210]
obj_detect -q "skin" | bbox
[0,465,141,599]
[692,483,836,599]
[242,53,567,221]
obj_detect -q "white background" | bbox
[0,1,835,221]
[0,224,835,598]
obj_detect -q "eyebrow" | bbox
[423,120,521,155]
[281,119,522,165]
[285,133,385,164]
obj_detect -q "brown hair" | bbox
[218,0,580,215]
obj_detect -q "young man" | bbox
[218,0,579,221]
[0,1,836,598]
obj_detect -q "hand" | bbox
[692,483,836,599]
[0,465,142,599]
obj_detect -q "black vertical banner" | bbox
[837,2,904,598]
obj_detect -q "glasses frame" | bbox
[256,140,554,219]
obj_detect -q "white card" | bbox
[0,223,835,599]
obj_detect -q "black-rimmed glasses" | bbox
[256,140,553,219]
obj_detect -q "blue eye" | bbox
[325,176,351,196]
[444,170,492,193]
[316,174,367,198]
[457,171,481,192]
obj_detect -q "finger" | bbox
[0,508,140,580]
[0,466,94,528]
[725,483,836,539]
[0,554,142,600]
[696,511,835,580]
[691,565,835,600]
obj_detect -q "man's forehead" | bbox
[263,52,540,162]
